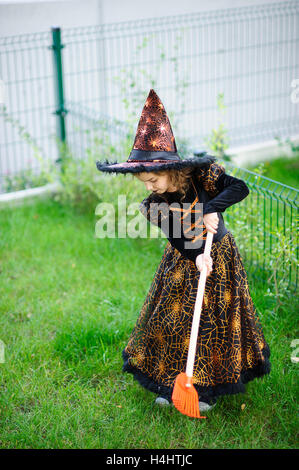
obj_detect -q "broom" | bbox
[171,230,214,419]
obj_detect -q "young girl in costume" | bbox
[96,89,271,412]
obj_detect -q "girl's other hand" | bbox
[195,254,213,277]
[203,212,219,234]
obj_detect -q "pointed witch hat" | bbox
[96,89,215,174]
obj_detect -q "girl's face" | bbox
[136,172,177,194]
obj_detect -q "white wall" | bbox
[0,0,102,36]
[100,0,278,24]
[0,0,279,36]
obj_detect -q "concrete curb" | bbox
[0,182,62,209]
[228,135,299,166]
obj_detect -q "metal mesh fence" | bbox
[0,1,298,192]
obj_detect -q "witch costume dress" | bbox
[96,89,271,405]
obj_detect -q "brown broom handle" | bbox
[185,230,214,380]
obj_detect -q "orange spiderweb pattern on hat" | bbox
[132,89,177,153]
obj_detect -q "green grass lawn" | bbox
[0,198,298,449]
[245,153,299,188]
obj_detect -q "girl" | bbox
[96,89,271,412]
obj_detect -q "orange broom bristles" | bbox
[172,372,206,419]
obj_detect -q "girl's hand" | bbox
[203,212,219,234]
[195,254,213,277]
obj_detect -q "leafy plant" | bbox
[274,135,299,156]
[264,221,298,311]
[3,168,50,192]
[0,104,58,191]
[204,93,231,161]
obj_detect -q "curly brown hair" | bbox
[134,167,195,203]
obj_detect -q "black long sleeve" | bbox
[203,172,250,215]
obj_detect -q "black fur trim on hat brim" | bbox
[96,154,217,175]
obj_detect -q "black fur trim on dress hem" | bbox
[121,344,271,404]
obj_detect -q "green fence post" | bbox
[50,26,68,171]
